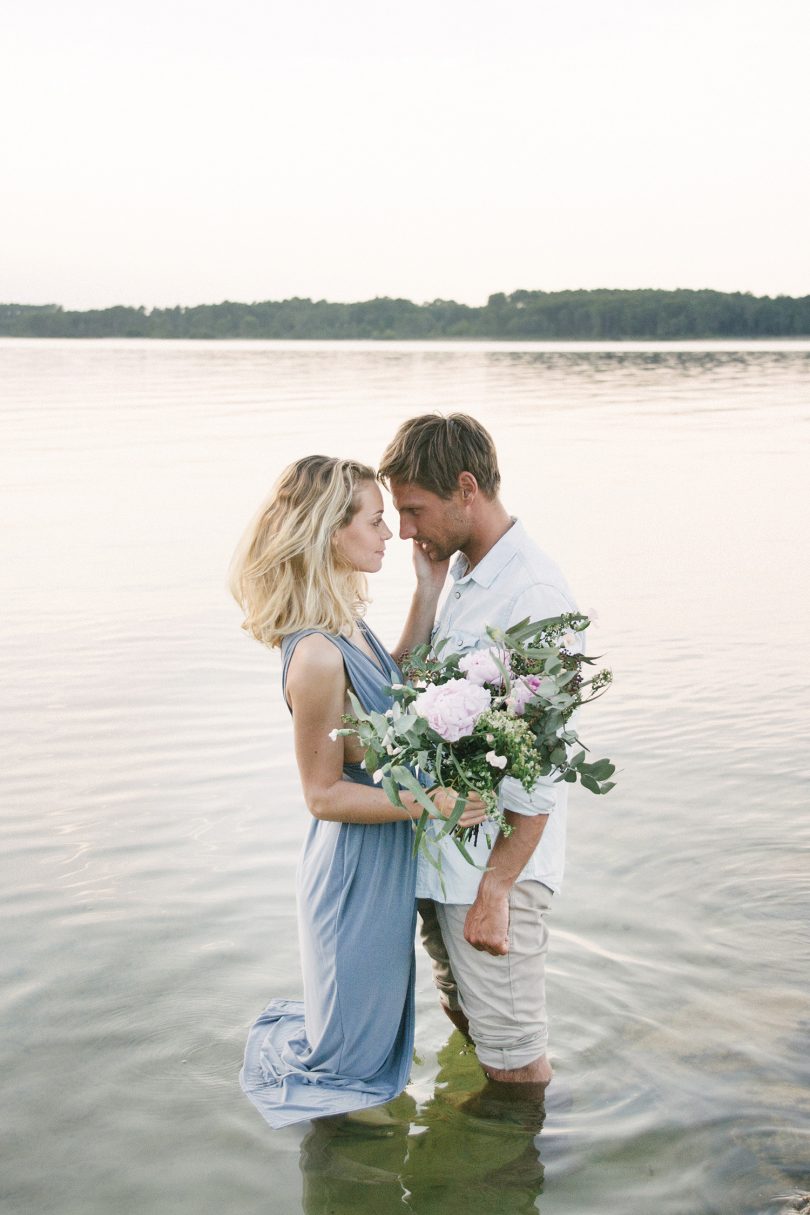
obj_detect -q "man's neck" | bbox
[460,501,514,571]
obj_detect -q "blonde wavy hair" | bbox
[229,455,377,648]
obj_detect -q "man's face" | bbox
[388,479,470,562]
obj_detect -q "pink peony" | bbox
[414,678,491,742]
[507,674,543,716]
[458,648,510,687]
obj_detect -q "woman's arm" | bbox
[286,633,484,826]
[390,542,450,662]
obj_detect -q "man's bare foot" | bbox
[484,1053,553,1086]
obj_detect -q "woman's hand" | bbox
[391,542,451,662]
[428,787,488,829]
[411,540,450,592]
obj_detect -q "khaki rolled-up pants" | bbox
[418,881,553,1072]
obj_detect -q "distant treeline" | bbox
[2,289,810,340]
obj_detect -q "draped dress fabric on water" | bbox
[240,621,417,1128]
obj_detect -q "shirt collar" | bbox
[450,518,524,588]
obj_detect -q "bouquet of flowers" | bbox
[333,612,614,872]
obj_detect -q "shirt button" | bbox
[454,591,461,599]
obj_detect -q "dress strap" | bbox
[281,627,399,717]
[280,629,347,711]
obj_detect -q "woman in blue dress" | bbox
[230,456,484,1129]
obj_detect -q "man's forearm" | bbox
[464,811,549,955]
[478,811,550,895]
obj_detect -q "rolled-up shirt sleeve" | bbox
[498,773,557,816]
[498,582,581,817]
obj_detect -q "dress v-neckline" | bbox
[345,622,389,680]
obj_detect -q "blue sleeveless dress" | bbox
[239,621,418,1128]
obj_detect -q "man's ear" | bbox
[458,471,478,501]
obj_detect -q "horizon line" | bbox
[4,285,810,313]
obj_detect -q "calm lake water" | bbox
[2,338,809,1215]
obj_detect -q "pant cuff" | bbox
[475,1035,549,1072]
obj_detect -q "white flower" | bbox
[328,729,339,741]
[486,750,508,769]
[372,769,384,784]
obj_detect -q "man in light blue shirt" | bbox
[379,414,577,1089]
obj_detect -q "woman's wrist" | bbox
[401,792,425,822]
[426,787,448,818]
[412,577,444,600]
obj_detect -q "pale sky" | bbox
[2,0,809,309]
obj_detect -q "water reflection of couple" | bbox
[231,414,577,1136]
[299,1036,554,1215]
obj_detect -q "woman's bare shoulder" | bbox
[286,633,344,685]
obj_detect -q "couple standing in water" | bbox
[230,413,578,1129]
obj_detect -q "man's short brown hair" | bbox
[378,413,501,499]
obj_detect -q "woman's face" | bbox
[333,480,393,573]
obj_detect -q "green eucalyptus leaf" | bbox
[503,617,533,640]
[412,809,429,858]
[583,759,615,780]
[391,765,438,817]
[347,690,367,719]
[449,831,483,868]
[580,759,610,778]
[491,652,512,691]
[381,774,403,808]
[437,793,467,838]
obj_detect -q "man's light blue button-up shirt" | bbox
[415,519,578,903]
